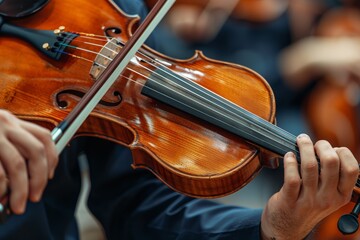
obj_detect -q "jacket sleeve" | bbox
[83,138,262,240]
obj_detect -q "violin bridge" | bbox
[90,38,121,80]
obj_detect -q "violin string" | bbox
[133,47,298,146]
[109,43,299,153]
[69,35,299,154]
[115,51,299,153]
[74,32,111,39]
[134,70,298,155]
[122,66,300,156]
[100,37,298,144]
[71,39,108,48]
[59,42,113,61]
[56,50,106,68]
[59,34,299,155]
[58,45,299,156]
[56,45,267,147]
[73,36,298,151]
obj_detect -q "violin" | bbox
[0,0,359,235]
[0,0,284,198]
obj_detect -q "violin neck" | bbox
[142,66,300,161]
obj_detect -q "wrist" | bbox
[260,222,276,240]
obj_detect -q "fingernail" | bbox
[285,152,295,158]
[14,204,25,215]
[297,133,309,139]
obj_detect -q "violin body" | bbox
[0,0,278,198]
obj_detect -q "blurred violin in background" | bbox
[146,0,288,42]
[280,2,360,238]
[305,7,360,240]
[146,0,288,23]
